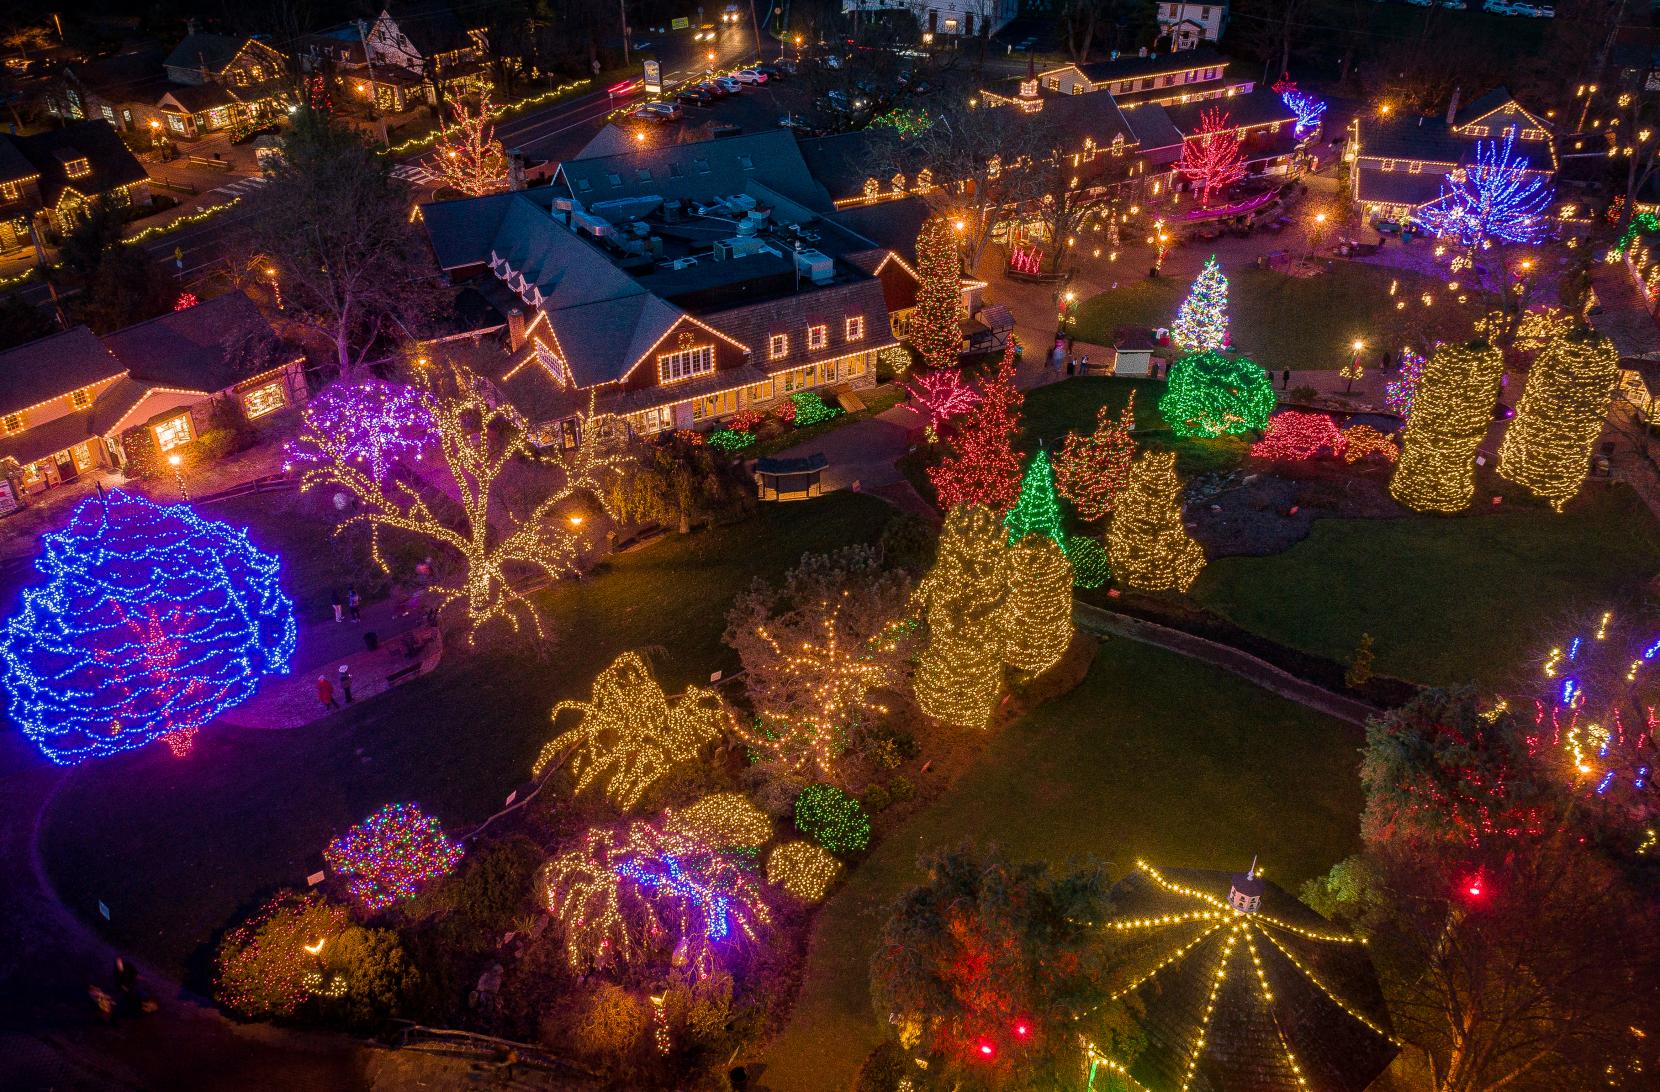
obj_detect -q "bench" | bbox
[188,155,234,171]
[386,662,422,686]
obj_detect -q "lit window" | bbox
[70,387,91,409]
[845,316,865,341]
[241,380,287,419]
[64,158,91,179]
[0,181,18,201]
[1408,162,1423,174]
[2,412,22,434]
[658,344,714,383]
[154,413,193,451]
[807,324,828,351]
[1380,159,1396,171]
[769,333,789,359]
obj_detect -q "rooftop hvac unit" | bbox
[726,193,759,214]
[713,239,735,261]
[794,248,834,285]
[571,210,612,237]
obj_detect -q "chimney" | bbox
[507,148,525,191]
[1227,856,1264,914]
[507,307,526,350]
[1446,86,1461,127]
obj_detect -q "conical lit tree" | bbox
[1389,340,1504,513]
[1054,392,1138,522]
[911,216,964,372]
[929,340,1025,511]
[913,506,1009,728]
[1498,328,1620,511]
[432,91,508,197]
[1106,451,1206,592]
[1004,448,1066,549]
[1000,535,1074,674]
[1171,255,1229,352]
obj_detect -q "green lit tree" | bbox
[1158,350,1275,438]
[1004,449,1067,549]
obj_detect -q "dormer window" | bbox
[807,324,827,351]
[2,412,22,434]
[70,387,91,409]
[64,157,91,179]
[769,333,789,359]
[738,155,754,169]
[845,316,865,341]
[605,171,622,186]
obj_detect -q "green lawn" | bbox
[1072,262,1486,373]
[39,492,897,980]
[1193,488,1660,687]
[761,639,1365,1091]
[1021,376,1249,476]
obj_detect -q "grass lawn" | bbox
[1071,262,1485,373]
[38,492,897,981]
[1192,487,1660,687]
[761,638,1364,1091]
[1021,376,1250,476]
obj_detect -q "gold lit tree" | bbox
[431,91,508,197]
[1498,328,1619,511]
[1389,340,1504,513]
[1106,451,1206,592]
[913,506,1010,728]
[290,367,628,640]
[532,650,730,810]
[1000,536,1074,674]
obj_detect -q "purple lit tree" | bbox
[0,491,296,764]
[286,380,437,482]
[1385,349,1427,419]
[1413,133,1554,248]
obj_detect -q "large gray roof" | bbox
[556,130,831,212]
[0,326,125,417]
[1073,45,1225,84]
[7,120,148,206]
[163,32,249,74]
[102,291,284,392]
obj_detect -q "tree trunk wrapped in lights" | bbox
[1106,451,1206,592]
[1389,340,1504,513]
[1497,328,1619,512]
[911,216,965,371]
[999,536,1074,674]
[913,506,1010,728]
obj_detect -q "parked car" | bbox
[778,112,813,130]
[732,68,768,84]
[699,79,731,97]
[632,39,656,50]
[644,101,683,120]
[1482,0,1514,10]
[714,76,743,93]
[678,89,713,107]
[1535,3,1555,13]
[711,123,744,137]
[775,58,800,75]
[754,64,782,80]
[1439,0,1465,9]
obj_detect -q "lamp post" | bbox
[167,454,189,501]
[264,265,282,310]
[1343,339,1365,394]
[1310,210,1327,259]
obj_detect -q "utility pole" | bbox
[620,0,631,65]
[749,0,764,60]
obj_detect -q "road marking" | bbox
[209,176,270,198]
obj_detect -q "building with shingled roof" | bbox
[0,120,150,246]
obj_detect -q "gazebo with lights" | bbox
[1092,860,1398,1092]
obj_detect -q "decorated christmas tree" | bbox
[1389,340,1504,512]
[1498,328,1620,511]
[0,491,296,764]
[929,341,1025,511]
[1054,392,1138,522]
[1159,349,1275,438]
[912,216,964,372]
[1004,449,1066,548]
[999,536,1074,674]
[1171,255,1230,352]
[1106,451,1206,592]
[913,506,1009,728]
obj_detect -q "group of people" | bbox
[316,665,354,710]
[330,588,362,624]
[88,956,150,1024]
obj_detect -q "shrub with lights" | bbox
[1106,451,1206,593]
[1066,535,1110,589]
[215,891,349,1018]
[0,491,296,764]
[767,841,842,902]
[1498,328,1619,511]
[666,792,774,848]
[706,428,757,453]
[1159,350,1274,439]
[1340,424,1401,464]
[789,391,842,427]
[793,783,872,855]
[1384,349,1426,419]
[1250,411,1343,461]
[323,802,464,911]
[1390,340,1504,512]
[1053,394,1138,522]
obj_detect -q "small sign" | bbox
[98,900,110,921]
[1474,455,1486,466]
[709,670,723,684]
[671,15,691,28]
[307,870,325,886]
[643,59,662,95]
[504,790,518,806]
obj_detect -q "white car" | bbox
[1482,0,1513,10]
[1440,0,1466,8]
[732,68,768,84]
[714,76,743,93]
[721,4,742,23]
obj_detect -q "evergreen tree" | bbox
[1053,392,1138,522]
[1497,327,1620,511]
[1004,448,1066,548]
[928,340,1025,511]
[1158,349,1275,438]
[911,216,963,372]
[1106,451,1206,592]
[913,506,1008,729]
[1170,255,1229,351]
[1390,340,1505,512]
[1000,536,1073,674]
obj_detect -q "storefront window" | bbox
[241,380,287,420]
[154,413,193,451]
[71,442,96,472]
[167,113,187,133]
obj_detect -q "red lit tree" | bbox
[911,216,964,372]
[1177,108,1246,208]
[1053,392,1138,522]
[928,340,1025,511]
[432,92,507,197]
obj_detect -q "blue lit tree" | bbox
[1274,82,1327,139]
[0,491,296,764]
[1414,133,1554,248]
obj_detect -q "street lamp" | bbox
[1343,339,1366,394]
[167,453,188,500]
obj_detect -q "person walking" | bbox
[347,587,361,623]
[338,665,354,704]
[113,956,139,1016]
[1282,368,1291,390]
[316,675,338,710]
[331,592,343,623]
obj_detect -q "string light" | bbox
[214,892,348,1017]
[665,792,773,848]
[1004,449,1068,549]
[1390,341,1504,512]
[1414,131,1553,247]
[290,373,629,640]
[912,216,967,371]
[1171,255,1230,352]
[789,391,842,427]
[766,841,842,902]
[430,90,508,196]
[1275,81,1327,138]
[542,819,770,977]
[1340,425,1400,464]
[1159,349,1274,438]
[1251,411,1343,461]
[928,341,1025,511]
[908,368,981,434]
[1177,110,1246,208]
[0,491,296,765]
[323,802,464,911]
[913,506,1010,728]
[1066,535,1110,589]
[1106,452,1206,592]
[1053,393,1138,522]
[1000,536,1074,675]
[532,650,729,810]
[794,783,871,854]
[285,380,437,482]
[1497,329,1620,511]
